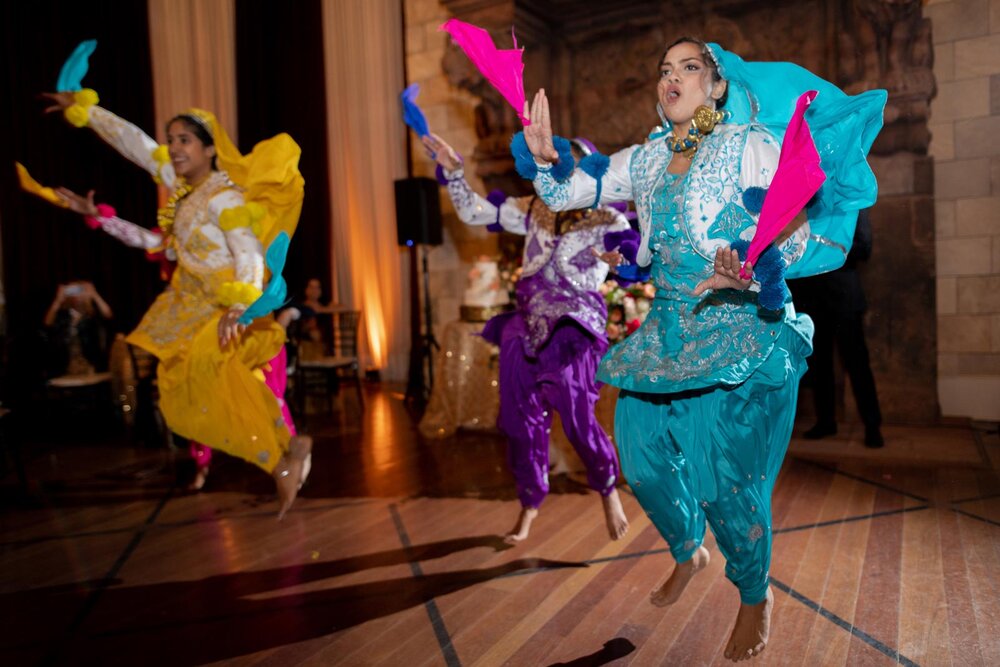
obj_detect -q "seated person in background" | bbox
[43,281,113,377]
[280,278,337,361]
[300,277,339,314]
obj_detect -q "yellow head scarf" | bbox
[185,108,305,248]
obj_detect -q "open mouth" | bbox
[664,85,681,104]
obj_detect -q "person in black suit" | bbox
[790,209,884,448]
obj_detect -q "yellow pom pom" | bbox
[218,206,251,231]
[245,201,267,222]
[218,209,233,229]
[152,145,170,164]
[219,281,263,307]
[64,104,90,128]
[74,88,99,107]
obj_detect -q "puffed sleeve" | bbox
[92,210,163,250]
[442,166,528,235]
[209,189,266,308]
[532,145,636,211]
[87,107,176,189]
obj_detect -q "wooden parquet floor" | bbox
[1,386,997,666]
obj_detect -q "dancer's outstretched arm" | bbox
[422,133,529,234]
[522,89,635,212]
[42,92,175,188]
[56,187,162,250]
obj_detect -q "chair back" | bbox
[330,310,361,359]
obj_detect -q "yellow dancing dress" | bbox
[85,106,304,472]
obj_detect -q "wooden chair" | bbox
[123,342,172,448]
[45,364,114,433]
[292,309,365,417]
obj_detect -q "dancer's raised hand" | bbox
[523,89,559,164]
[55,187,98,217]
[40,92,75,113]
[218,307,247,348]
[421,133,461,171]
[693,247,753,295]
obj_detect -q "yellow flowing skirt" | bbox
[126,270,289,473]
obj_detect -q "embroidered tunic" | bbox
[534,124,811,392]
[445,166,630,355]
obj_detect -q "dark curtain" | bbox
[235,0,333,306]
[0,1,161,344]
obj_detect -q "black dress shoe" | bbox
[864,427,884,448]
[804,423,837,440]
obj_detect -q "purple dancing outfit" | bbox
[443,166,633,508]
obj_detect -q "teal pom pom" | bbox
[579,152,610,208]
[511,132,575,182]
[550,136,574,182]
[511,132,538,180]
[742,187,767,215]
[732,238,787,311]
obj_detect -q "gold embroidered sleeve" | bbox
[210,190,265,290]
[88,107,176,188]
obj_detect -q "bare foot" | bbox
[650,545,710,607]
[187,466,209,492]
[602,489,629,540]
[724,587,773,662]
[504,507,539,544]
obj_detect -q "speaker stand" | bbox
[405,244,439,404]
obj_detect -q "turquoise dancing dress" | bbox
[528,44,885,604]
[601,160,812,605]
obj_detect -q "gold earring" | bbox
[692,105,726,134]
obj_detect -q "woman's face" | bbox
[657,41,725,128]
[305,279,322,301]
[166,120,215,181]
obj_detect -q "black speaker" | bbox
[394,177,442,246]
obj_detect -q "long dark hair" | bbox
[166,114,218,170]
[661,37,728,109]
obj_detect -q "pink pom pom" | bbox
[84,203,116,230]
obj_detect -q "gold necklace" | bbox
[666,127,701,159]
[156,179,194,236]
[665,105,728,159]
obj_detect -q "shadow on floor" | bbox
[1,536,586,666]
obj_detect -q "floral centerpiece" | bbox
[498,257,523,302]
[599,280,656,344]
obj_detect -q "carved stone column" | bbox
[840,0,938,422]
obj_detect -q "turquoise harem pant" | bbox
[615,320,812,605]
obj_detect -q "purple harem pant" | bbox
[486,312,619,508]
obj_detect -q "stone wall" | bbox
[403,0,503,333]
[402,0,998,424]
[926,0,1000,420]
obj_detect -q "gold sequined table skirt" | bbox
[419,320,501,438]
